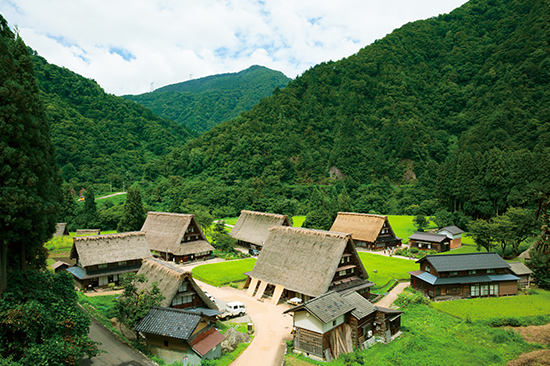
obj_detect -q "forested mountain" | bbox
[123,65,290,133]
[151,0,550,220]
[31,54,194,190]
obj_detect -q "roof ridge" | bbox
[269,226,350,240]
[74,231,145,241]
[337,212,387,219]
[240,210,288,218]
[146,211,194,218]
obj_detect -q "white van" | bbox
[218,301,247,319]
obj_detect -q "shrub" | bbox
[410,247,419,254]
[394,287,430,308]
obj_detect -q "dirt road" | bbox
[375,281,410,308]
[197,281,294,366]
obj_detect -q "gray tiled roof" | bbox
[422,252,510,272]
[293,291,355,324]
[409,232,448,243]
[342,291,376,319]
[409,271,520,285]
[438,226,465,235]
[134,306,201,340]
[508,262,533,276]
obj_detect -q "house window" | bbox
[339,270,346,276]
[98,264,108,269]
[468,270,477,275]
[172,294,192,306]
[449,271,458,277]
[118,261,127,266]
[480,284,489,296]
[426,265,431,273]
[332,320,336,326]
[163,340,169,348]
[447,286,461,295]
[427,244,431,249]
[489,283,499,295]
[487,269,496,274]
[179,282,188,292]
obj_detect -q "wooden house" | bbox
[329,212,401,250]
[76,229,101,236]
[284,291,402,361]
[508,262,532,288]
[437,225,464,249]
[54,223,69,237]
[136,258,218,311]
[134,306,225,366]
[67,232,151,289]
[141,211,215,263]
[408,232,451,253]
[245,227,374,305]
[408,252,520,300]
[229,210,291,250]
[51,260,70,274]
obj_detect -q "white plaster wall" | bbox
[294,311,323,333]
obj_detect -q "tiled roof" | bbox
[134,307,201,340]
[342,291,376,319]
[438,226,465,235]
[409,271,520,285]
[284,291,355,324]
[421,252,510,272]
[189,327,225,356]
[409,232,448,243]
[508,262,533,276]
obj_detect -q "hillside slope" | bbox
[32,53,194,188]
[123,65,291,133]
[156,0,550,217]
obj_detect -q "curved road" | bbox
[80,317,154,366]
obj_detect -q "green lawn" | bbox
[358,252,417,293]
[192,258,257,286]
[432,290,550,321]
[222,215,306,227]
[386,215,436,243]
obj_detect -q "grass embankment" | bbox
[192,258,257,286]
[432,290,550,322]
[358,252,417,294]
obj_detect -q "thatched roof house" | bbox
[141,211,215,263]
[137,258,218,311]
[329,212,401,249]
[54,223,69,237]
[245,226,374,304]
[67,231,151,288]
[76,229,101,236]
[230,210,291,249]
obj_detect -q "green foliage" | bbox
[412,214,428,232]
[0,15,62,292]
[431,289,550,321]
[192,258,257,286]
[82,186,99,229]
[114,273,164,329]
[117,186,145,232]
[0,271,99,365]
[394,287,431,308]
[124,65,291,133]
[527,249,550,290]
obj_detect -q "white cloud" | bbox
[0,0,468,95]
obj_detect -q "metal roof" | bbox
[438,226,465,235]
[134,306,201,340]
[420,252,510,272]
[409,271,520,285]
[285,291,355,324]
[409,232,448,243]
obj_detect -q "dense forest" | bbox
[140,0,550,221]
[31,54,194,190]
[123,65,290,133]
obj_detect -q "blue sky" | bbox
[0,0,468,95]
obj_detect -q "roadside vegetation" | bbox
[358,253,416,294]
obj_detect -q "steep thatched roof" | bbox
[519,242,535,260]
[54,223,69,236]
[70,232,151,267]
[330,212,391,244]
[76,229,101,236]
[136,258,218,309]
[141,211,214,256]
[248,227,369,298]
[230,210,291,247]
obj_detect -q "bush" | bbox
[394,287,430,308]
[410,247,419,254]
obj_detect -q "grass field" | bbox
[192,258,257,286]
[358,252,417,293]
[285,302,536,366]
[432,290,550,321]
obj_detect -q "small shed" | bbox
[229,210,291,250]
[51,260,70,274]
[54,223,70,237]
[408,232,450,253]
[508,262,532,288]
[437,226,464,249]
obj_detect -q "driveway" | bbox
[197,281,294,366]
[80,317,155,366]
[375,281,410,308]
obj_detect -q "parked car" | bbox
[248,248,259,256]
[218,301,246,320]
[205,292,215,302]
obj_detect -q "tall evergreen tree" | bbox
[59,183,77,230]
[0,17,61,293]
[117,186,146,232]
[83,186,98,229]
